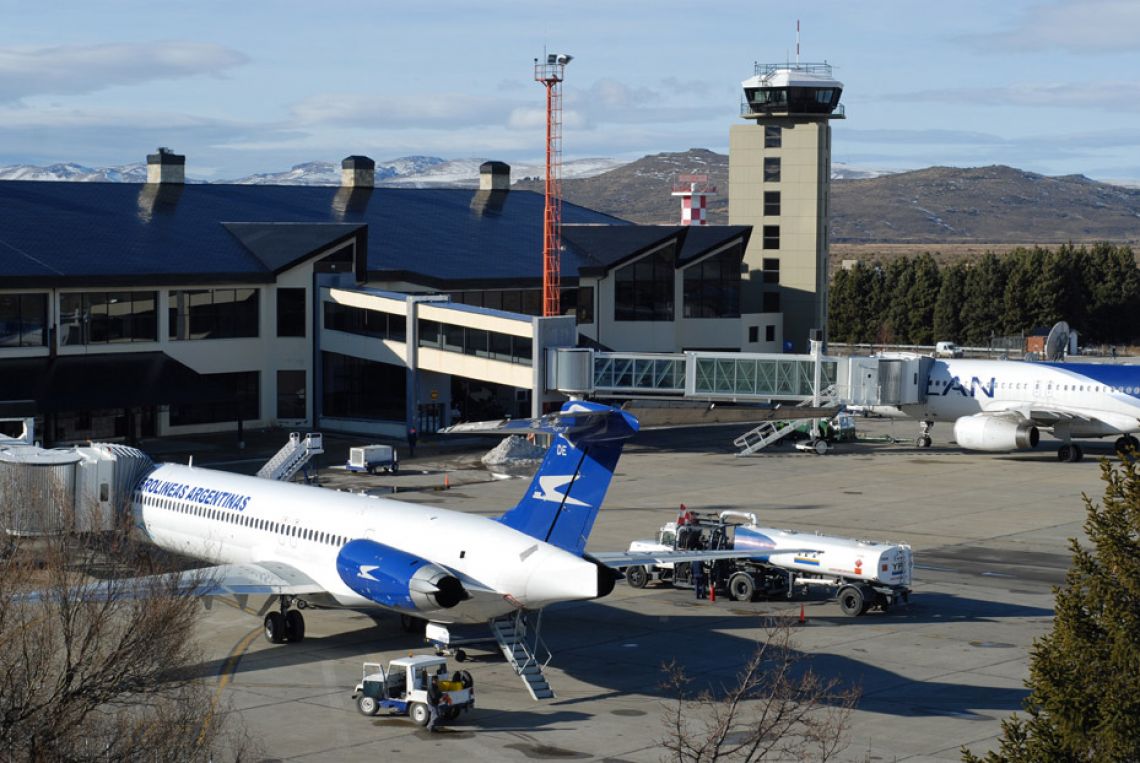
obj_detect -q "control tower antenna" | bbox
[796,20,800,64]
[534,52,572,318]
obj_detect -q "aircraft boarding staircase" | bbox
[734,385,839,456]
[491,611,554,700]
[256,432,324,481]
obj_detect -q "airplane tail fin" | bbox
[442,401,639,556]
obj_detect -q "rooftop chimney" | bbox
[479,161,510,191]
[341,155,375,188]
[146,147,185,184]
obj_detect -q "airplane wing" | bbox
[590,548,803,568]
[21,561,328,603]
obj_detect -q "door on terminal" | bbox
[417,403,442,433]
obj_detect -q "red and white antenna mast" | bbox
[534,52,571,317]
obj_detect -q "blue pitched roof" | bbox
[0,181,748,288]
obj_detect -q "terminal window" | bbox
[0,292,47,347]
[766,325,775,342]
[683,246,743,318]
[168,288,259,341]
[762,226,780,250]
[762,258,780,283]
[276,288,306,338]
[763,157,781,182]
[615,246,676,321]
[169,370,259,426]
[60,291,158,345]
[764,126,782,148]
[764,191,781,216]
[276,370,306,419]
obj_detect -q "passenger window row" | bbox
[135,492,348,547]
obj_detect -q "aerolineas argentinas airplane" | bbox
[875,358,1140,462]
[130,401,714,647]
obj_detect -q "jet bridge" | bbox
[549,348,931,407]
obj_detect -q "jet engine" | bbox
[953,414,1039,452]
[336,539,467,611]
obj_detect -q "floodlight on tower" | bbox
[534,52,571,317]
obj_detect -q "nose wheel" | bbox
[915,421,934,448]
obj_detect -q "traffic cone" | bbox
[444,473,450,490]
[709,581,716,602]
[799,602,807,624]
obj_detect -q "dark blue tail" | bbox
[493,402,638,556]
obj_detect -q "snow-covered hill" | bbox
[0,155,626,186]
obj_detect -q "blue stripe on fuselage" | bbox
[1039,362,1140,396]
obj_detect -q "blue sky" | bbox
[3,0,1139,182]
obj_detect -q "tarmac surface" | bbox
[175,415,1111,761]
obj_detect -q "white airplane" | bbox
[873,358,1140,462]
[126,400,729,648]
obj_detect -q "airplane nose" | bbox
[522,551,599,605]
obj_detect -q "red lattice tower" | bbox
[534,53,571,317]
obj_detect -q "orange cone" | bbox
[799,602,807,624]
[709,581,716,602]
[444,473,450,490]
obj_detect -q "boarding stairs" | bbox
[734,386,839,456]
[256,432,324,481]
[491,611,554,700]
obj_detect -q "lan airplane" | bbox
[877,358,1140,462]
[128,401,725,649]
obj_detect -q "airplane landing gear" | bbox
[915,420,934,449]
[264,596,306,644]
[1057,443,1083,463]
[1115,435,1139,457]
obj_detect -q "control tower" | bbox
[729,61,844,351]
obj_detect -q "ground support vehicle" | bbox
[350,654,473,725]
[345,444,399,474]
[624,510,912,616]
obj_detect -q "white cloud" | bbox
[289,92,516,128]
[962,0,1140,54]
[0,42,248,103]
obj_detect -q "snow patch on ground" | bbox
[481,435,546,465]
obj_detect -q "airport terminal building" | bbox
[0,152,780,445]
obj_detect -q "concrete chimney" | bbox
[146,147,185,184]
[341,155,375,188]
[479,161,510,191]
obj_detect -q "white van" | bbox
[934,341,963,358]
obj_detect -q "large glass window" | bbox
[417,320,532,365]
[169,371,259,426]
[276,370,307,419]
[322,352,405,421]
[322,301,405,341]
[763,157,781,183]
[683,247,743,318]
[575,286,594,324]
[0,293,47,347]
[276,288,306,338]
[168,288,258,341]
[60,291,158,345]
[764,126,782,148]
[615,247,676,321]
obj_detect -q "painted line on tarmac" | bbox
[199,616,262,745]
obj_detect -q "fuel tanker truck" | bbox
[624,509,913,616]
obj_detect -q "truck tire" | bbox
[837,585,865,617]
[357,695,379,716]
[626,566,649,589]
[728,572,756,602]
[813,439,829,455]
[410,702,430,726]
[455,670,474,689]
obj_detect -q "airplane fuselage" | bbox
[885,359,1140,438]
[132,462,602,623]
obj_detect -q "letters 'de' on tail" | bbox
[496,402,638,556]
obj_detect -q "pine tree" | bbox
[960,253,1006,346]
[828,267,858,343]
[907,253,941,345]
[963,457,1140,762]
[884,257,916,344]
[933,262,967,343]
